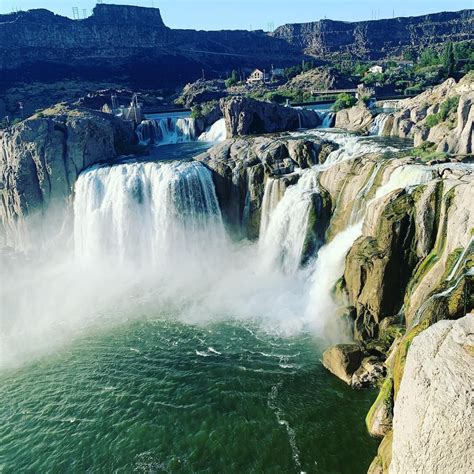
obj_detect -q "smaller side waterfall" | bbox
[370,113,391,136]
[259,178,288,236]
[316,111,335,128]
[259,170,321,275]
[135,117,197,145]
[198,118,227,142]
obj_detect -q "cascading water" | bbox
[198,118,227,142]
[369,113,391,136]
[259,177,288,237]
[135,116,197,145]
[74,161,226,265]
[259,170,320,275]
[316,111,335,128]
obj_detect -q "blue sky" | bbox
[1,0,473,30]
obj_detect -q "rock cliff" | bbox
[273,10,474,59]
[220,97,321,138]
[0,104,134,247]
[389,315,474,474]
[375,74,474,155]
[1,6,472,89]
[195,135,336,238]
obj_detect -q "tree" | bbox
[332,93,357,112]
[225,70,239,88]
[442,42,455,78]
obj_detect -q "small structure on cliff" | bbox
[247,69,265,85]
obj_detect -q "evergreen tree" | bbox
[443,42,455,78]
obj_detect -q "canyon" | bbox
[0,69,473,472]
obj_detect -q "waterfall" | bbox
[411,237,474,327]
[316,111,335,128]
[374,164,433,200]
[259,170,320,274]
[135,117,197,145]
[198,118,227,142]
[73,161,226,265]
[369,113,390,136]
[259,178,288,237]
[309,131,401,166]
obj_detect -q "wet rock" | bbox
[351,356,386,389]
[335,104,374,133]
[322,343,366,384]
[366,376,393,437]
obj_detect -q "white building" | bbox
[368,65,383,74]
[247,69,265,84]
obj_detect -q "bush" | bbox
[190,104,203,120]
[425,96,460,128]
[438,96,459,120]
[225,70,239,88]
[425,114,442,128]
[332,93,357,112]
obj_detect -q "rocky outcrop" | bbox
[0,104,135,246]
[335,104,374,133]
[194,135,337,237]
[378,74,474,155]
[322,344,365,384]
[273,10,474,59]
[389,315,474,474]
[0,5,300,89]
[176,80,227,108]
[220,97,321,138]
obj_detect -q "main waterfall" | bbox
[74,161,226,264]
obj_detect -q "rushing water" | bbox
[1,128,426,473]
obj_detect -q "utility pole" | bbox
[72,7,80,20]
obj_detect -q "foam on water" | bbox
[136,117,197,145]
[198,118,227,142]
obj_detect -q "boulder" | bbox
[220,97,321,137]
[322,343,365,384]
[351,355,386,389]
[389,315,474,474]
[335,104,374,132]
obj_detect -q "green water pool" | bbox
[0,317,378,473]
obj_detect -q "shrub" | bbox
[190,104,203,120]
[332,93,357,112]
[425,114,442,128]
[225,70,239,88]
[438,95,459,120]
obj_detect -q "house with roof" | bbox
[247,68,265,84]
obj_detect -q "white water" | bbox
[198,118,227,142]
[370,113,391,136]
[74,161,225,265]
[135,117,197,145]
[0,128,443,368]
[316,111,335,128]
[259,177,288,237]
[374,164,433,200]
[259,170,320,275]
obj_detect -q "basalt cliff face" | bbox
[273,10,474,59]
[0,104,134,247]
[1,6,473,89]
[0,4,298,89]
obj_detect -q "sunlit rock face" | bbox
[390,315,474,474]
